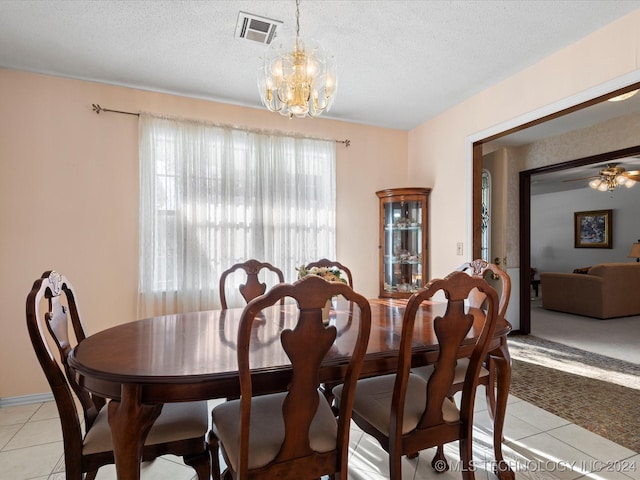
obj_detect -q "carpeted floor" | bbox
[530,300,640,364]
[508,334,640,453]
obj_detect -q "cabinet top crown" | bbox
[376,187,432,198]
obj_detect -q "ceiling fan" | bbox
[564,163,640,192]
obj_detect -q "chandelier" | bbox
[257,0,337,118]
[588,165,638,192]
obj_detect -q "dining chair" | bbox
[333,270,499,480]
[412,259,511,469]
[209,275,371,480]
[219,259,285,309]
[414,260,511,404]
[304,258,354,287]
[456,259,511,320]
[26,271,211,480]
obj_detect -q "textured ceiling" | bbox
[1,0,640,131]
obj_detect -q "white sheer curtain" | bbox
[138,114,336,317]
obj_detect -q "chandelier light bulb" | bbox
[325,73,336,95]
[272,58,284,79]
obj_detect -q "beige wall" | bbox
[408,9,640,298]
[3,8,640,400]
[0,69,408,398]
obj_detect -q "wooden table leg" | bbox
[107,384,162,480]
[491,339,515,480]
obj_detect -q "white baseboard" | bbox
[0,393,54,408]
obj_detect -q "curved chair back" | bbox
[457,259,511,320]
[218,259,285,309]
[401,271,499,429]
[26,271,211,480]
[211,275,371,479]
[340,270,499,479]
[305,258,354,287]
[26,271,105,478]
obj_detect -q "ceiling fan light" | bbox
[587,164,638,192]
[588,179,601,189]
[607,89,639,102]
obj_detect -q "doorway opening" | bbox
[472,82,640,334]
[519,145,640,333]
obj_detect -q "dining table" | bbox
[68,297,514,480]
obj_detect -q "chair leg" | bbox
[208,430,222,480]
[389,448,403,480]
[431,445,450,472]
[459,436,476,480]
[485,356,497,421]
[183,450,211,480]
[430,397,454,473]
[84,471,98,480]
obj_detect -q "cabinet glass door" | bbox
[382,199,423,294]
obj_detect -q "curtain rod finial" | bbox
[92,104,104,114]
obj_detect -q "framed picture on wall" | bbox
[574,209,612,248]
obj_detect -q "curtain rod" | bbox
[91,104,351,147]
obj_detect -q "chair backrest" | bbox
[236,275,371,478]
[456,259,511,320]
[25,271,106,475]
[392,270,499,445]
[304,258,354,287]
[218,259,285,309]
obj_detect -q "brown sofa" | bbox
[540,263,640,319]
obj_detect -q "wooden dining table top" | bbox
[69,298,511,403]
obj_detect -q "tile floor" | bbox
[1,393,638,480]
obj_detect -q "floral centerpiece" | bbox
[296,265,347,323]
[296,265,347,284]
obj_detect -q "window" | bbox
[481,169,491,262]
[138,114,336,316]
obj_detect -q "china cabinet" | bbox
[376,187,430,298]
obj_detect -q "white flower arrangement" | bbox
[297,265,347,284]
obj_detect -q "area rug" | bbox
[508,334,640,453]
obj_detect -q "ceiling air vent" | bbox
[235,11,282,45]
